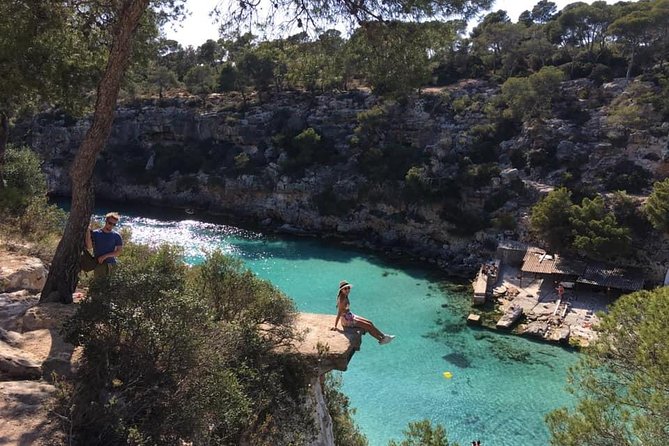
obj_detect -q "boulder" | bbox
[0,341,41,379]
[0,291,40,331]
[0,255,47,293]
[21,303,78,332]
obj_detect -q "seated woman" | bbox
[331,280,395,345]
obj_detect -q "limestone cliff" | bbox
[13,78,669,279]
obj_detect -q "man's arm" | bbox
[97,245,123,264]
[85,227,93,251]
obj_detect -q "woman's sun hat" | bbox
[339,280,352,291]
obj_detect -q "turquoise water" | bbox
[107,212,577,445]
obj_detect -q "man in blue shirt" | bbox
[84,212,123,279]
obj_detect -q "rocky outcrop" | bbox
[0,252,79,445]
[0,255,48,293]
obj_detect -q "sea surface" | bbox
[94,208,578,446]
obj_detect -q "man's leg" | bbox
[93,263,111,280]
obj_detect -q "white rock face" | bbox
[306,377,335,446]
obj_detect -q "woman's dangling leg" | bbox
[353,317,384,341]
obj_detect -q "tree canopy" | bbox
[547,286,669,445]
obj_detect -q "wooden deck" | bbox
[472,259,500,305]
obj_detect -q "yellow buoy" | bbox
[443,371,453,379]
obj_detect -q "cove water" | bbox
[98,209,578,445]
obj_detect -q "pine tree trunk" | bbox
[40,0,150,304]
[0,112,8,189]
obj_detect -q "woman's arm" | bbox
[332,297,345,330]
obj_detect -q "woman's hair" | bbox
[336,287,349,308]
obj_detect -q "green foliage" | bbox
[190,250,296,325]
[529,187,574,252]
[347,21,455,96]
[234,152,250,171]
[610,190,651,236]
[501,66,566,121]
[359,144,420,182]
[218,62,239,92]
[404,166,431,198]
[324,374,368,446]
[183,64,216,95]
[491,212,516,230]
[388,419,457,446]
[0,145,66,245]
[149,65,180,98]
[2,145,47,200]
[63,245,311,445]
[607,81,661,130]
[569,196,631,260]
[644,178,669,232]
[280,127,327,175]
[547,287,669,445]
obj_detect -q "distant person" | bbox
[331,280,395,345]
[556,282,565,300]
[82,212,123,279]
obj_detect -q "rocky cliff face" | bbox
[14,79,669,278]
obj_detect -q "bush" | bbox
[62,246,313,445]
[0,145,66,249]
[570,196,631,260]
[529,187,574,252]
[645,178,669,233]
[607,82,660,130]
[388,419,454,446]
[324,374,368,446]
[3,145,46,194]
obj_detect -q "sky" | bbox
[163,0,621,47]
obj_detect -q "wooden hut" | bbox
[520,248,586,287]
[576,263,644,294]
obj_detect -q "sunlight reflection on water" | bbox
[106,215,264,263]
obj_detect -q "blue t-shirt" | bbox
[91,229,123,264]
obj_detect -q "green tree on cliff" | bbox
[529,187,574,252]
[501,66,565,121]
[570,196,631,260]
[644,178,669,233]
[547,287,669,445]
[388,420,458,446]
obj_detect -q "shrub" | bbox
[529,187,574,252]
[607,82,660,130]
[280,128,328,175]
[234,152,251,171]
[324,374,368,446]
[0,145,66,249]
[62,246,313,445]
[645,178,669,233]
[388,420,454,446]
[501,66,566,121]
[570,196,631,260]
